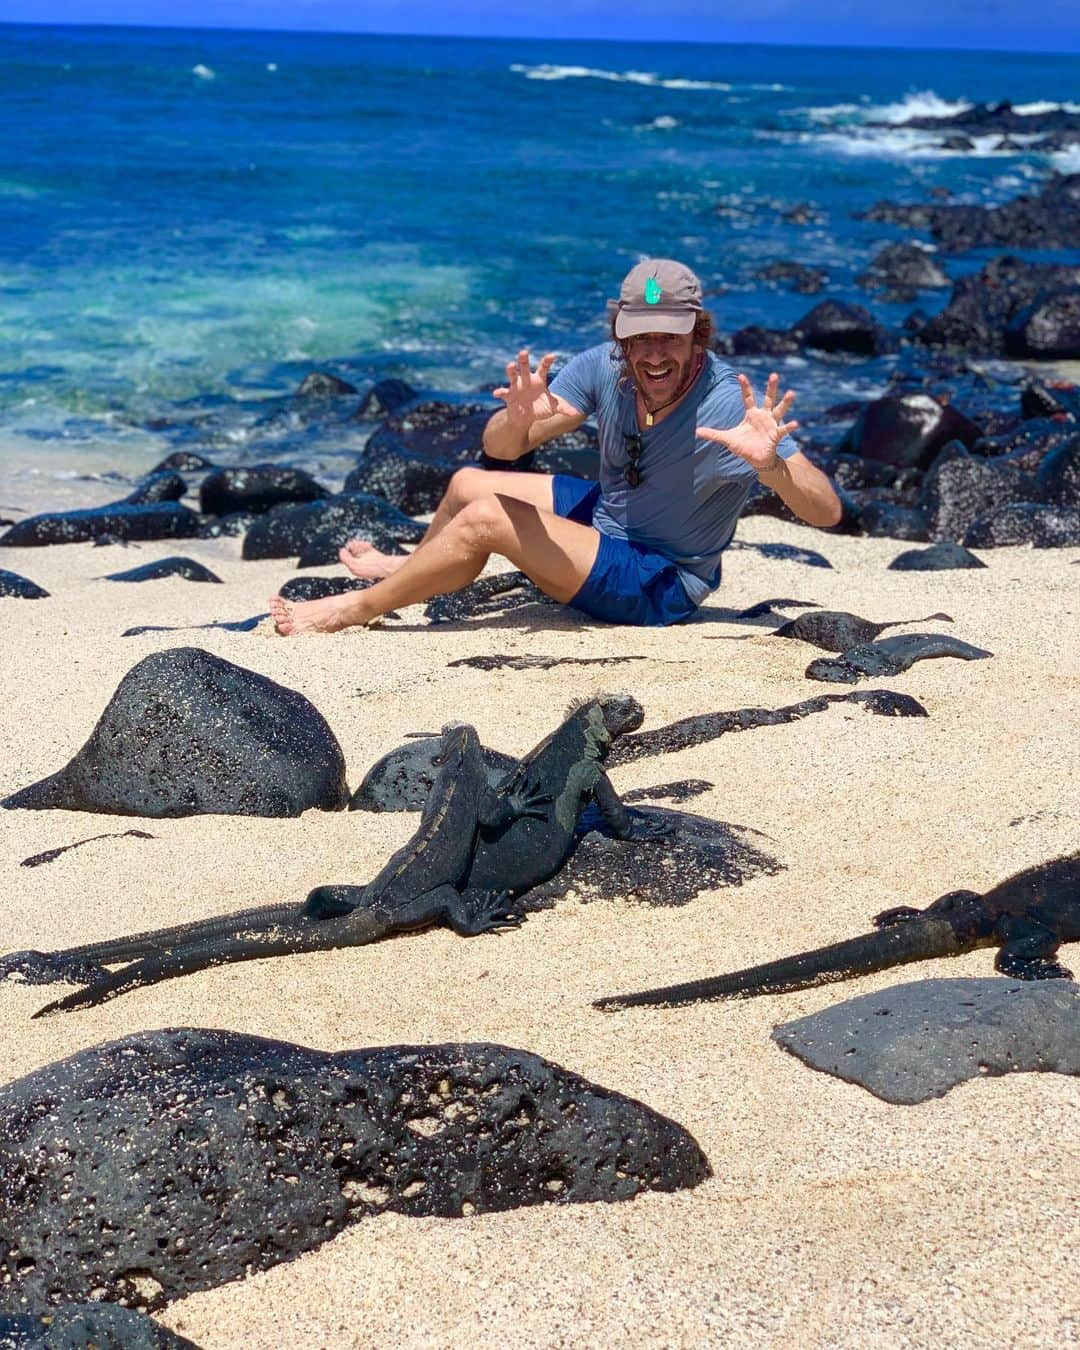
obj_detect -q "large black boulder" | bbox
[199,465,327,517]
[2,648,349,818]
[242,492,424,560]
[1035,433,1080,507]
[917,256,1080,354]
[791,301,885,355]
[1004,288,1080,361]
[840,394,981,471]
[920,456,1027,542]
[752,261,826,294]
[0,1029,710,1312]
[350,736,517,811]
[856,242,949,300]
[963,501,1080,547]
[726,326,801,357]
[0,503,201,548]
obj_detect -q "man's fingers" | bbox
[695,425,730,444]
[762,372,779,412]
[774,389,796,420]
[736,372,755,412]
[517,349,532,377]
[778,419,800,438]
[537,352,556,381]
[492,385,509,402]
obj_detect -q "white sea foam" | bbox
[1013,100,1080,115]
[639,115,680,131]
[810,127,1035,159]
[266,63,278,72]
[867,90,972,123]
[1050,143,1080,172]
[509,63,732,91]
[192,64,215,80]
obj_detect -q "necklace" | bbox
[637,353,704,427]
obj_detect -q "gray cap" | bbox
[611,259,703,339]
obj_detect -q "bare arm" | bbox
[483,348,587,460]
[697,372,842,528]
[756,450,842,528]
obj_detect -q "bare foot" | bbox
[268,592,366,636]
[338,538,406,581]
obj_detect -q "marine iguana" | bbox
[595,853,1080,1010]
[21,695,662,1012]
[771,609,953,652]
[25,722,552,1015]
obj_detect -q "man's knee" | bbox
[445,466,489,510]
[453,494,512,549]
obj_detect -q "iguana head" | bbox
[596,693,645,738]
[432,722,478,768]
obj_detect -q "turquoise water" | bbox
[1,25,1078,494]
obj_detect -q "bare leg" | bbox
[269,493,601,636]
[338,468,558,580]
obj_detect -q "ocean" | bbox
[1,24,1078,506]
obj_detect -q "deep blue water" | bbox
[1,24,1078,498]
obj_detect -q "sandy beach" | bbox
[1,512,1077,1348]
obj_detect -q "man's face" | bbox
[624,330,697,403]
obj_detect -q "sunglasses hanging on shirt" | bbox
[623,432,644,488]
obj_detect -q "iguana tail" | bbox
[594,915,969,1010]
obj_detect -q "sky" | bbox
[0,0,1077,52]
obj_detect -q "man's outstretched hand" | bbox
[492,349,560,428]
[697,372,798,474]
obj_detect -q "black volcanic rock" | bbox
[727,326,801,356]
[242,492,424,560]
[2,648,349,818]
[791,301,885,355]
[350,736,518,811]
[1035,433,1080,507]
[199,465,327,516]
[149,451,216,474]
[840,394,981,470]
[921,456,1027,542]
[125,470,189,505]
[0,1029,710,1312]
[856,242,949,300]
[916,256,1080,354]
[753,261,826,294]
[296,370,358,397]
[0,502,201,548]
[1004,288,1080,360]
[103,557,223,584]
[0,1304,200,1347]
[854,500,930,540]
[857,173,1080,251]
[0,568,49,599]
[962,501,1080,547]
[356,377,418,419]
[888,541,987,570]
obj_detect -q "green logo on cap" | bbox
[644,277,662,305]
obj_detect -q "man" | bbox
[268,259,841,635]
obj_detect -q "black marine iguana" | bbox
[595,852,1080,1010]
[22,722,552,1014]
[18,695,664,1012]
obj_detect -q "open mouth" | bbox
[640,366,674,385]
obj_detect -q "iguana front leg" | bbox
[995,915,1073,980]
[477,773,553,831]
[593,772,673,840]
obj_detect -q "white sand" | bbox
[0,517,1077,1348]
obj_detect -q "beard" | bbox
[630,349,698,410]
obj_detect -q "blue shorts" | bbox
[551,475,699,628]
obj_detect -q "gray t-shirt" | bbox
[549,345,798,604]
